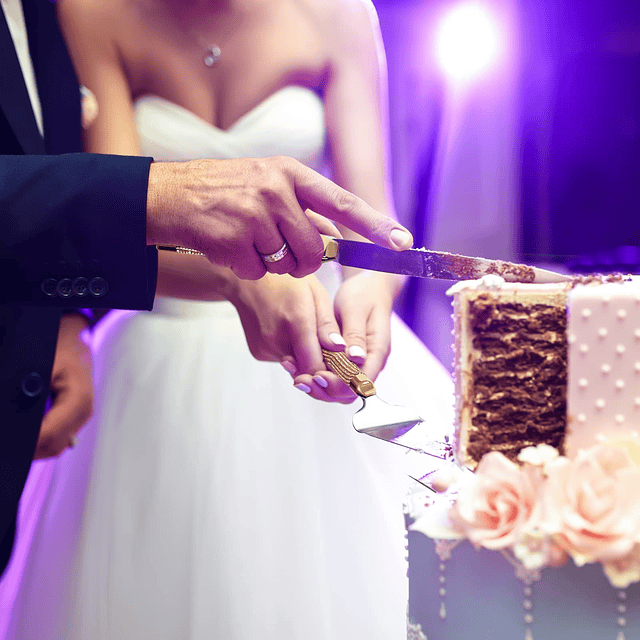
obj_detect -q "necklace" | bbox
[197,9,246,68]
[203,44,222,67]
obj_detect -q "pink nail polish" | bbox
[294,383,312,394]
[280,360,297,376]
[313,375,329,389]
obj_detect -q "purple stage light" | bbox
[436,3,501,82]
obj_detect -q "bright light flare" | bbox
[436,3,501,82]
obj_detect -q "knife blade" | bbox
[322,237,571,284]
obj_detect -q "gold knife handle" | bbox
[157,245,205,256]
[321,236,339,262]
[160,240,337,261]
[321,348,376,397]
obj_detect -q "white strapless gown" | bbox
[0,87,454,640]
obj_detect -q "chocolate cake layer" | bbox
[465,295,567,464]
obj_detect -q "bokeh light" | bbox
[436,3,501,82]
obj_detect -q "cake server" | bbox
[321,237,571,284]
[321,348,452,458]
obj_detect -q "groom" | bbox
[0,0,413,576]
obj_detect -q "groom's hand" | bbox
[145,156,413,280]
[34,315,94,459]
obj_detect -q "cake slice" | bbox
[449,276,571,468]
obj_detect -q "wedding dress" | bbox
[0,86,454,640]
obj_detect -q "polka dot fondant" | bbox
[566,278,640,457]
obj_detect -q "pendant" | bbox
[204,44,221,67]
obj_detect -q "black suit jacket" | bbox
[0,0,158,575]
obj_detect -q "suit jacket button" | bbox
[21,372,44,398]
[56,278,74,298]
[88,277,108,297]
[72,277,89,297]
[41,278,58,297]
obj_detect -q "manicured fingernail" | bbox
[348,345,366,359]
[280,360,297,376]
[390,228,413,249]
[294,383,312,394]
[329,332,346,347]
[313,375,329,388]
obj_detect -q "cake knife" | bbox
[321,237,571,283]
[321,348,454,459]
[158,238,569,283]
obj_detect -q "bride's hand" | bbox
[228,273,358,402]
[292,271,402,397]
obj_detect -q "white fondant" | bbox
[566,277,640,457]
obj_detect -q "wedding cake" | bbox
[406,275,640,640]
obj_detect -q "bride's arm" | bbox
[294,0,406,393]
[58,0,244,301]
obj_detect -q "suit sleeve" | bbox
[0,152,157,310]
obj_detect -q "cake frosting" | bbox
[406,275,640,640]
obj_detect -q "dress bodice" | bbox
[135,84,338,309]
[134,85,327,169]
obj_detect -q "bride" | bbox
[1,0,453,638]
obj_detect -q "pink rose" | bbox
[603,544,640,588]
[450,452,542,550]
[543,444,640,566]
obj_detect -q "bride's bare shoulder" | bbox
[297,0,380,55]
[57,0,135,32]
[300,0,380,39]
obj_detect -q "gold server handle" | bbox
[321,348,376,398]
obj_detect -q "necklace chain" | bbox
[196,9,246,68]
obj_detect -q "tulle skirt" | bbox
[0,276,454,640]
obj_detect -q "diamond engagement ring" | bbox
[259,242,289,263]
